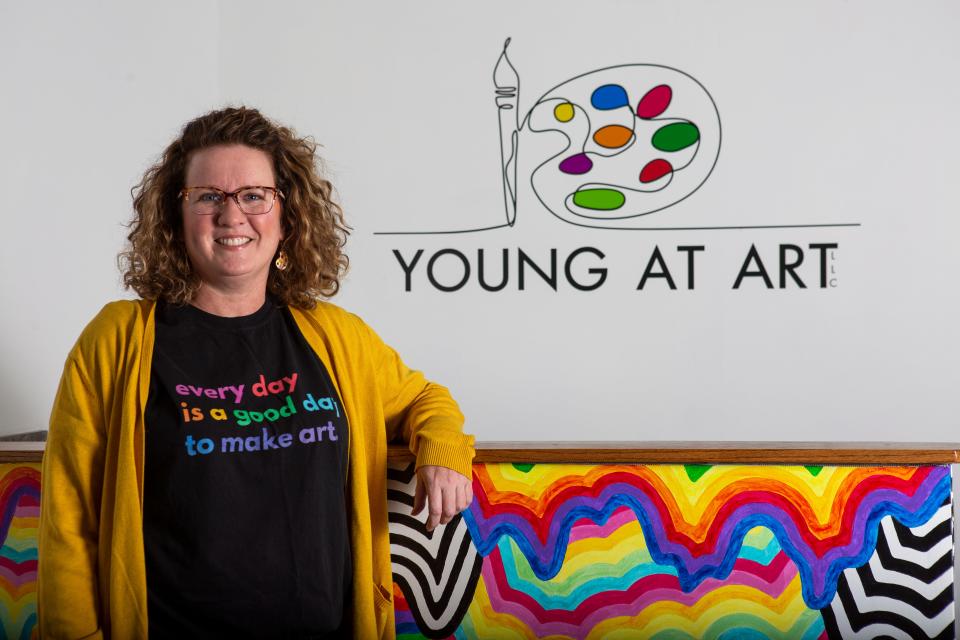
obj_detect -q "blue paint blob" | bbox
[590,84,630,111]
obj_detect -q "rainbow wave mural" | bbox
[0,464,41,640]
[0,461,951,638]
[465,521,826,639]
[391,463,954,639]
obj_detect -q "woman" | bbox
[38,107,475,638]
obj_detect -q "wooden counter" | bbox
[390,440,960,464]
[3,440,959,638]
[10,440,959,464]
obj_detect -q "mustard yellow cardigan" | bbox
[38,300,475,639]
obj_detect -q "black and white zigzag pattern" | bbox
[821,500,954,639]
[387,461,482,639]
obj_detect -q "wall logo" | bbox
[499,39,720,230]
[382,40,853,293]
[381,39,721,234]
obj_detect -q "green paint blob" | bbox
[572,188,625,211]
[512,463,535,472]
[805,466,823,477]
[684,464,712,482]
[652,122,700,152]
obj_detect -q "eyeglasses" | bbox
[179,186,284,215]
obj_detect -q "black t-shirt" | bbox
[143,299,351,638]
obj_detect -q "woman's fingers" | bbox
[416,465,474,531]
[426,472,443,531]
[411,476,426,515]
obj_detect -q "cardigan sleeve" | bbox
[38,347,107,639]
[364,322,475,478]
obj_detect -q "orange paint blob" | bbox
[592,125,634,149]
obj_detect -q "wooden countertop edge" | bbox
[2,441,959,465]
[389,441,960,465]
[0,441,46,463]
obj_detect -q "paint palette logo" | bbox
[519,64,720,227]
[497,39,721,230]
[381,39,720,234]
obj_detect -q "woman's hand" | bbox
[412,465,473,531]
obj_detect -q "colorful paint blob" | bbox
[572,188,625,211]
[640,158,674,183]
[592,125,634,149]
[558,153,593,175]
[590,84,630,111]
[553,102,574,122]
[637,84,673,119]
[652,122,700,152]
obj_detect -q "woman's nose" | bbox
[216,196,246,225]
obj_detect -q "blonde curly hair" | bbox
[120,106,349,308]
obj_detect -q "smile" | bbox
[216,237,253,246]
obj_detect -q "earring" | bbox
[275,250,289,271]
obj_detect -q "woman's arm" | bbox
[368,324,476,530]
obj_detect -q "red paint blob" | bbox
[640,158,673,183]
[636,85,672,119]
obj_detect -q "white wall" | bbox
[0,1,222,434]
[1,1,958,442]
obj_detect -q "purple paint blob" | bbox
[559,153,593,175]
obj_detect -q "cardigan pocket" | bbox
[374,581,393,638]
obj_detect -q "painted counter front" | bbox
[386,443,957,640]
[0,442,956,639]
[0,458,40,639]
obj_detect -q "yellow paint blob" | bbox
[554,103,575,122]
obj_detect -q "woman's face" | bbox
[181,144,283,296]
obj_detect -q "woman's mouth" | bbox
[216,237,252,247]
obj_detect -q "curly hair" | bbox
[119,106,350,308]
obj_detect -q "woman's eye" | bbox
[198,191,223,203]
[242,190,265,201]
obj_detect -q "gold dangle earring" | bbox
[275,248,289,271]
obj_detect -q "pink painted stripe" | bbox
[570,561,799,635]
[13,505,40,518]
[482,553,798,638]
[0,565,37,589]
[568,507,636,543]
[482,559,586,639]
[0,559,37,579]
